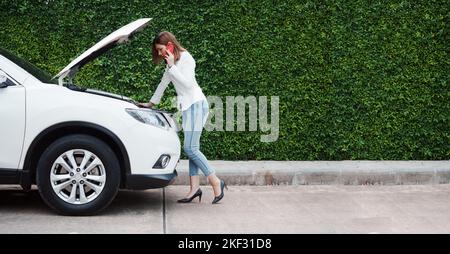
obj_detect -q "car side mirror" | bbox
[0,74,8,88]
[0,72,16,88]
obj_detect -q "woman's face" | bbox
[155,44,168,57]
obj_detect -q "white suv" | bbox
[0,18,180,215]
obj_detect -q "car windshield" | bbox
[0,48,57,84]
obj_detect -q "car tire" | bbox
[36,134,120,215]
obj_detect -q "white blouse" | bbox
[150,51,206,111]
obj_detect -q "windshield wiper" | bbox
[64,83,87,92]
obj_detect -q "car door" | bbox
[0,69,26,170]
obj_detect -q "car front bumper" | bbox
[124,170,178,190]
[119,113,181,176]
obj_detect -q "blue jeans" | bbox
[182,100,214,176]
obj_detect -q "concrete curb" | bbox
[172,160,450,185]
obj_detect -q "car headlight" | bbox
[125,108,169,130]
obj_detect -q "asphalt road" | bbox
[1,184,449,234]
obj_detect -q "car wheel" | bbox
[36,134,120,215]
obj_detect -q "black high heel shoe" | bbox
[177,188,202,203]
[212,180,228,204]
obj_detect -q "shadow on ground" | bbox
[0,187,162,216]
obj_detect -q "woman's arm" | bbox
[167,52,196,89]
[149,68,171,105]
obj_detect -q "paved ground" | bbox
[1,184,449,234]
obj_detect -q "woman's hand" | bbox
[137,102,154,108]
[164,50,175,67]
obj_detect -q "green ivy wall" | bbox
[1,0,448,160]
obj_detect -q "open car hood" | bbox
[54,18,151,84]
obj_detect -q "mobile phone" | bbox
[166,43,174,55]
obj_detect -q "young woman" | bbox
[139,31,227,204]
